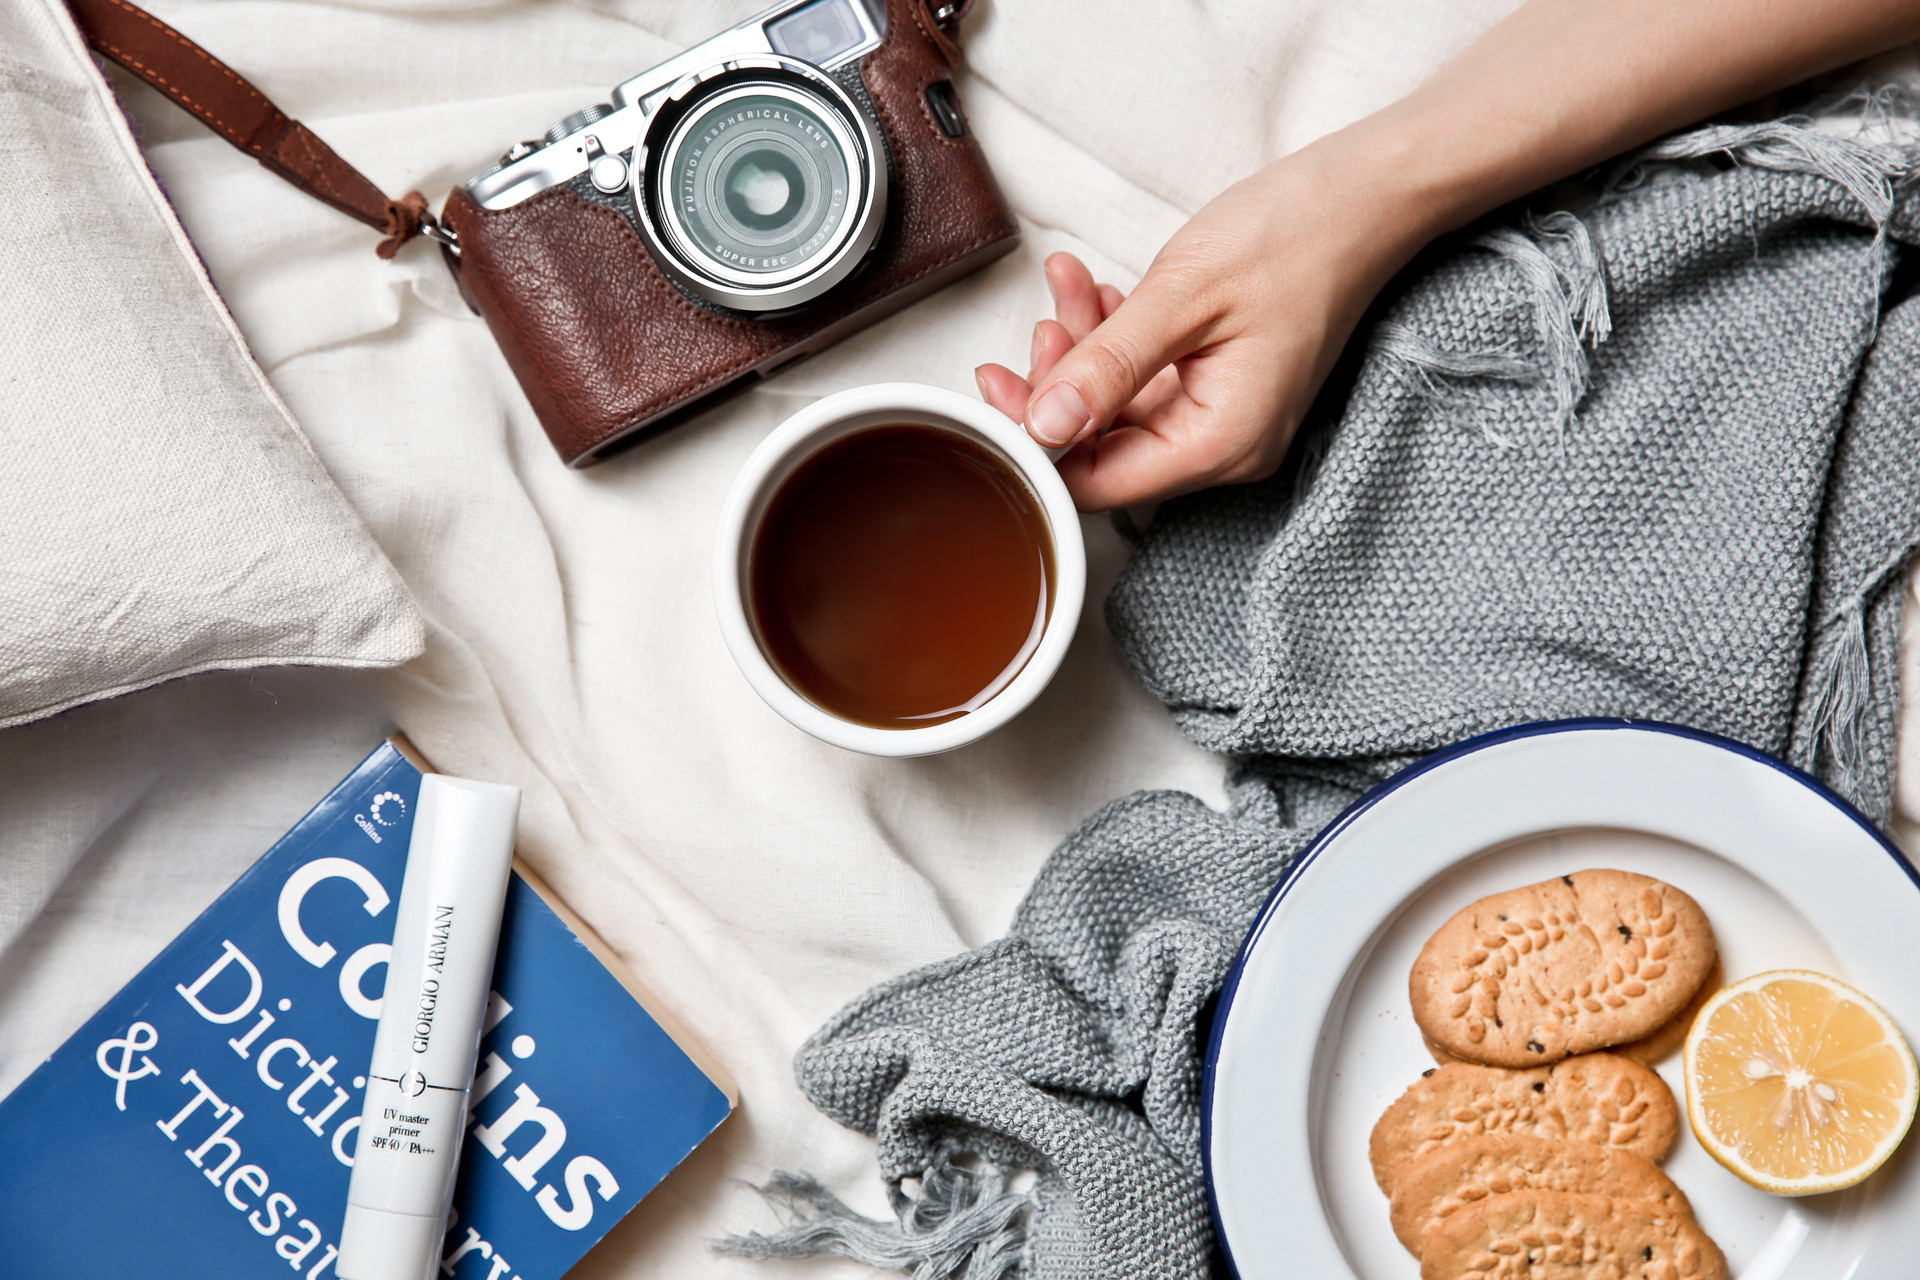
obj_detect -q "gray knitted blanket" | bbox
[722,109,1920,1280]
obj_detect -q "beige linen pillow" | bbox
[0,0,422,728]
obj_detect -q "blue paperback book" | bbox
[0,740,734,1278]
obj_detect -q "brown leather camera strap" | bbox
[66,0,434,258]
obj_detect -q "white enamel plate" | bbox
[1204,720,1920,1280]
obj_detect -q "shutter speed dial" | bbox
[544,103,614,146]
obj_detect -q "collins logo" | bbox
[354,792,406,843]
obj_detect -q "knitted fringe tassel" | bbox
[1805,543,1918,805]
[1368,326,1536,447]
[1615,113,1905,229]
[1376,102,1916,438]
[714,1149,1035,1280]
[1613,104,1913,332]
[1807,594,1872,803]
[1373,209,1612,446]
[1475,212,1613,437]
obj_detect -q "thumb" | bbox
[1023,278,1201,447]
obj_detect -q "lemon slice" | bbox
[1684,969,1918,1195]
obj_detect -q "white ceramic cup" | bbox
[713,382,1086,757]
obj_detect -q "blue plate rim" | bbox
[1198,715,1920,1280]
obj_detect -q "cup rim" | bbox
[712,382,1087,757]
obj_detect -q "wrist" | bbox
[1265,124,1457,296]
[1312,112,1502,252]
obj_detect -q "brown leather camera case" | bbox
[441,0,1021,467]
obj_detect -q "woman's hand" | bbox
[977,0,1920,513]
[976,147,1430,511]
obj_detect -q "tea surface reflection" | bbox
[749,424,1054,729]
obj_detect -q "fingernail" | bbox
[1028,381,1091,447]
[974,367,990,399]
[1029,323,1045,371]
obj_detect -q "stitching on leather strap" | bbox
[246,112,291,156]
[96,42,248,151]
[96,0,275,152]
[278,127,354,208]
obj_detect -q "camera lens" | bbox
[639,60,886,312]
[671,91,849,275]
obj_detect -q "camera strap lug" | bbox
[418,217,461,254]
[928,0,970,30]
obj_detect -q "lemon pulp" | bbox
[1685,969,1917,1195]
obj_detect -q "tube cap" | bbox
[337,1204,444,1280]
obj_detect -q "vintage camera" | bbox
[442,0,1019,466]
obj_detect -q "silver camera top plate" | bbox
[466,0,884,212]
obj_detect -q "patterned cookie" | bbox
[1614,958,1724,1066]
[1428,960,1726,1071]
[1411,870,1716,1067]
[1370,1053,1679,1193]
[1426,1030,1468,1067]
[1389,1134,1691,1256]
[1420,1190,1727,1280]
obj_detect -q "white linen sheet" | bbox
[6,3,1920,1277]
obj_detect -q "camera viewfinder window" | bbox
[766,0,864,66]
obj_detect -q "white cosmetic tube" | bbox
[338,774,521,1280]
